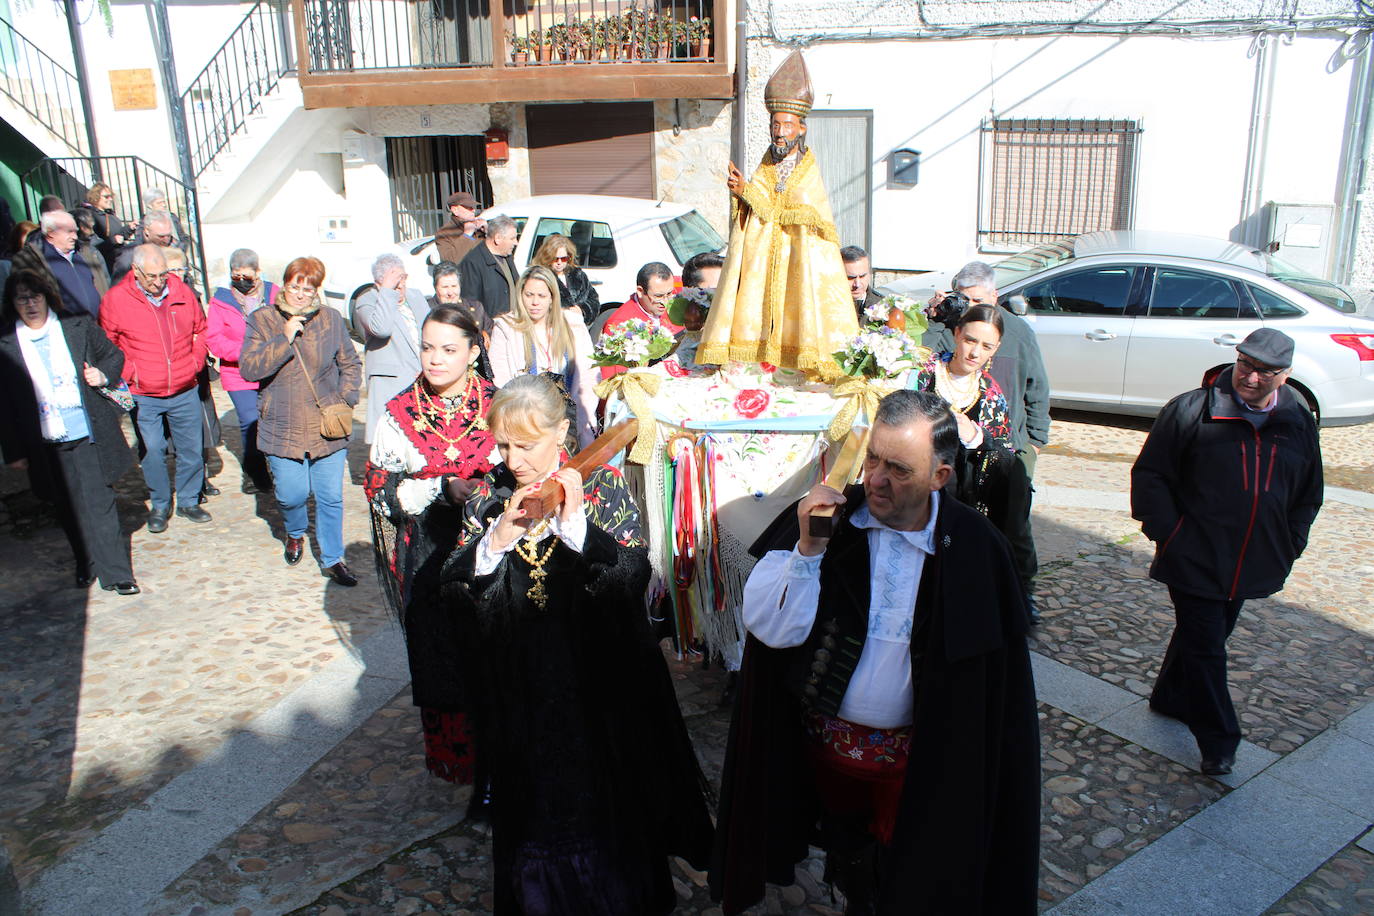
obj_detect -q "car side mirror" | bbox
[1006,294,1029,316]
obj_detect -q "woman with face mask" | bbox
[440,373,714,913]
[207,249,279,492]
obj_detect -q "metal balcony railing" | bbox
[22,156,209,298]
[181,1,295,177]
[509,1,716,66]
[0,15,89,155]
[301,0,717,72]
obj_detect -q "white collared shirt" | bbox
[742,492,941,728]
[474,508,587,576]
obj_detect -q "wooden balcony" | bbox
[290,0,733,109]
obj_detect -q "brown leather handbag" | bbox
[292,340,353,440]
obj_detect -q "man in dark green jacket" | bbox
[1130,328,1323,775]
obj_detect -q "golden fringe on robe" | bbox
[697,149,859,379]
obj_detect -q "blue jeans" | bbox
[226,388,267,482]
[133,387,205,511]
[268,449,347,567]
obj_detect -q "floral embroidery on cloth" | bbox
[805,712,912,768]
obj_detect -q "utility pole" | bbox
[62,0,101,166]
[149,0,207,291]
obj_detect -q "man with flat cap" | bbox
[434,191,485,265]
[1131,328,1323,776]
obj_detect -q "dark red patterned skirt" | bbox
[421,707,476,783]
[804,712,912,845]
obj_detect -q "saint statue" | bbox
[696,51,858,378]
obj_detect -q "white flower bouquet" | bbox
[592,317,677,369]
[833,326,924,380]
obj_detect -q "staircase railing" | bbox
[22,156,209,298]
[180,1,294,178]
[0,15,89,155]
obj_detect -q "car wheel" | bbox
[1287,379,1320,424]
[346,285,375,345]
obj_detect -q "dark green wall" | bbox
[0,116,49,220]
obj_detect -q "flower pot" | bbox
[513,50,528,66]
[537,43,554,63]
[693,38,711,59]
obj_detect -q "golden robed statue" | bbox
[696,51,859,379]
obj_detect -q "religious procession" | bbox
[4,16,1363,916]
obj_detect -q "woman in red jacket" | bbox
[207,249,277,492]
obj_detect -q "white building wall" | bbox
[741,33,1357,273]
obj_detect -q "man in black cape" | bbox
[709,389,1040,915]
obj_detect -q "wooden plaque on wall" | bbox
[109,69,157,111]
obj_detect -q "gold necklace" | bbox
[933,360,981,413]
[412,371,487,461]
[510,518,555,609]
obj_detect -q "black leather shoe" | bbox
[1025,592,1042,626]
[75,570,97,588]
[201,481,221,497]
[1200,755,1235,776]
[102,581,141,596]
[176,505,212,524]
[147,509,170,534]
[284,536,305,566]
[325,561,357,587]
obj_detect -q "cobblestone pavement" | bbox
[3,398,1372,914]
[1265,844,1374,916]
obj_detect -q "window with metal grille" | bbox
[978,118,1141,251]
[385,135,493,242]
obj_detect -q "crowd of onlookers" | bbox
[0,186,725,599]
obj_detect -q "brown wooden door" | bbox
[526,102,655,198]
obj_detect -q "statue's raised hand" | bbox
[726,161,744,195]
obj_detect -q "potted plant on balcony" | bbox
[622,6,646,60]
[508,31,530,66]
[548,22,571,62]
[530,28,553,63]
[568,20,593,62]
[689,16,711,59]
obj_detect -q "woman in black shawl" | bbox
[441,373,712,915]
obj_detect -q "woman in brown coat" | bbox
[240,256,362,586]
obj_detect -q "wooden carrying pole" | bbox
[519,419,640,518]
[808,426,870,539]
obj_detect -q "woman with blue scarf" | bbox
[0,269,139,594]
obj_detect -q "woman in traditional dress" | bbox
[488,265,597,447]
[906,304,1018,524]
[364,306,496,799]
[530,233,600,325]
[441,373,713,915]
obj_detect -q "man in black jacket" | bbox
[1131,328,1323,776]
[457,214,518,318]
[842,245,883,321]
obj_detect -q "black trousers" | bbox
[1150,586,1244,759]
[50,437,134,587]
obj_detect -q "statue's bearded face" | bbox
[770,112,806,158]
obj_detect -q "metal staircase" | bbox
[180,1,295,178]
[0,14,89,156]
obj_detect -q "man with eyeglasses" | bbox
[100,244,212,532]
[111,211,178,285]
[594,261,684,379]
[1131,328,1323,776]
[12,210,106,319]
[434,190,485,265]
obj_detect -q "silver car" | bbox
[897,232,1374,427]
